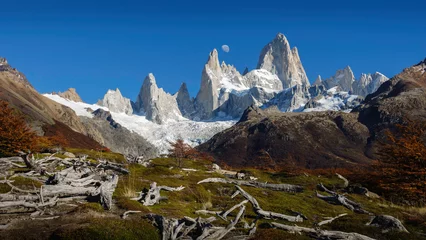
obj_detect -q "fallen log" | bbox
[318,213,348,226]
[317,183,369,214]
[197,178,303,193]
[271,222,376,240]
[234,186,304,222]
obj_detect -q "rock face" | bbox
[174,83,194,118]
[303,87,364,112]
[257,33,310,88]
[198,106,371,169]
[264,84,325,112]
[193,49,284,120]
[322,66,355,92]
[99,88,133,115]
[135,73,182,124]
[56,88,83,102]
[352,72,389,97]
[81,109,158,158]
[194,49,222,119]
[321,67,389,97]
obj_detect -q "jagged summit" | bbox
[257,33,310,88]
[313,75,322,85]
[99,88,133,115]
[0,56,32,87]
[55,88,83,102]
[175,82,194,118]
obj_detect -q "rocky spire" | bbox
[135,73,182,124]
[242,67,249,76]
[323,66,355,92]
[174,82,195,118]
[57,88,83,102]
[194,49,222,120]
[313,75,322,86]
[256,33,310,88]
[100,88,133,115]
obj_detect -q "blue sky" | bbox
[1,0,425,103]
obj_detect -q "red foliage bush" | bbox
[0,100,37,156]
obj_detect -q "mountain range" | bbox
[0,33,402,161]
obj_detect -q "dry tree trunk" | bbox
[233,185,304,222]
[132,182,185,206]
[197,178,303,192]
[316,183,369,214]
[271,222,376,240]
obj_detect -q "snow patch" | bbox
[43,94,235,154]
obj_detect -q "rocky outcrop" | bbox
[135,74,182,124]
[81,109,158,158]
[243,69,283,90]
[352,72,389,97]
[0,57,32,87]
[264,84,326,112]
[174,82,195,118]
[303,87,364,112]
[313,75,322,86]
[55,88,83,102]
[99,88,133,115]
[198,107,371,169]
[257,33,310,88]
[322,67,388,97]
[323,66,355,92]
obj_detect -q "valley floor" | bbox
[1,153,425,240]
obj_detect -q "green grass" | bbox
[110,157,426,240]
[50,218,160,240]
[10,176,42,189]
[65,148,126,163]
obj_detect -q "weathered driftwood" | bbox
[271,222,376,240]
[0,196,57,209]
[148,203,248,240]
[317,183,369,214]
[0,154,125,214]
[234,186,304,222]
[336,173,349,188]
[132,182,185,206]
[204,205,246,240]
[147,214,221,240]
[121,210,142,219]
[318,213,348,226]
[91,174,119,210]
[197,178,303,193]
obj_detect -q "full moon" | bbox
[221,45,230,53]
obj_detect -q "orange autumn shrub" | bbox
[374,121,426,205]
[0,100,37,156]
